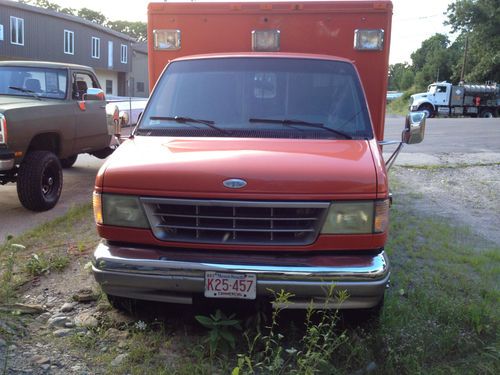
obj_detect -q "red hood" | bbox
[98,137,377,199]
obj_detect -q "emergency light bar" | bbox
[252,30,280,52]
[153,29,181,50]
[354,29,384,50]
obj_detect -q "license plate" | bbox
[204,271,256,300]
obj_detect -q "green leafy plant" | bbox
[195,309,242,358]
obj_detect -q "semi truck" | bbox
[410,81,500,118]
[91,1,425,315]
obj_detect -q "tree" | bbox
[388,63,415,91]
[77,8,107,24]
[410,34,458,90]
[20,0,147,41]
[445,0,500,82]
[106,21,147,42]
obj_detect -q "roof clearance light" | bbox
[252,30,280,52]
[153,29,181,50]
[354,29,384,50]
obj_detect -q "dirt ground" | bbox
[391,153,500,246]
[1,151,499,374]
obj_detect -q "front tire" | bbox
[418,104,434,118]
[17,151,63,212]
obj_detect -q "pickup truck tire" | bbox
[60,154,78,168]
[17,151,63,211]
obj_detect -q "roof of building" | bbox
[0,0,135,42]
[132,42,148,54]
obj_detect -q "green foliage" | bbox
[195,309,242,357]
[388,63,415,91]
[77,7,107,24]
[106,21,148,42]
[20,0,147,41]
[446,0,500,82]
[24,252,69,276]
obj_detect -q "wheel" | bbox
[480,109,495,118]
[17,151,63,212]
[60,154,78,168]
[418,104,434,118]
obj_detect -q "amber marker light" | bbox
[93,191,103,225]
[374,199,390,233]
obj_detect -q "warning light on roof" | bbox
[354,29,384,50]
[252,30,280,52]
[153,29,181,50]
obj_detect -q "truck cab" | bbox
[91,1,425,314]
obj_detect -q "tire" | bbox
[17,151,63,212]
[60,154,78,168]
[418,104,434,118]
[480,109,495,118]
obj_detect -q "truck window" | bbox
[139,58,373,140]
[0,66,67,99]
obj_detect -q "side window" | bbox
[72,72,99,100]
[437,86,447,93]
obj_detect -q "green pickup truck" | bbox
[0,61,116,211]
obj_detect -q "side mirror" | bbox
[402,111,426,144]
[86,88,105,101]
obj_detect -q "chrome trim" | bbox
[92,241,390,309]
[0,158,15,170]
[140,198,330,246]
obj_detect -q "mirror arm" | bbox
[379,140,405,171]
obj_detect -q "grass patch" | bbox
[386,94,410,116]
[0,203,98,304]
[0,192,498,374]
[400,162,500,170]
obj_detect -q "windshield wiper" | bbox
[249,118,352,139]
[8,86,41,100]
[149,116,230,135]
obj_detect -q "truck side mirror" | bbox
[86,88,105,101]
[402,112,426,144]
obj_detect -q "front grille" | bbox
[140,198,329,245]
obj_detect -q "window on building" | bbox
[92,37,100,59]
[64,30,74,55]
[136,82,145,93]
[106,80,113,95]
[10,17,24,46]
[108,41,113,68]
[120,44,128,64]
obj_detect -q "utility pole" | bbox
[460,34,469,82]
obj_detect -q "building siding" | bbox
[0,1,131,73]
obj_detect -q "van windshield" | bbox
[138,58,373,139]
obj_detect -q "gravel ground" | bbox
[1,151,499,374]
[390,152,500,246]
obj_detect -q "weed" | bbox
[195,309,242,365]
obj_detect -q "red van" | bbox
[92,1,425,314]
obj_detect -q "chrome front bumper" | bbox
[92,241,390,309]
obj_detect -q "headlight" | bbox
[321,200,389,234]
[94,192,149,228]
[0,114,7,144]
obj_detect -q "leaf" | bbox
[195,315,214,328]
[220,329,236,349]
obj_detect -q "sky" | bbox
[43,0,455,64]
